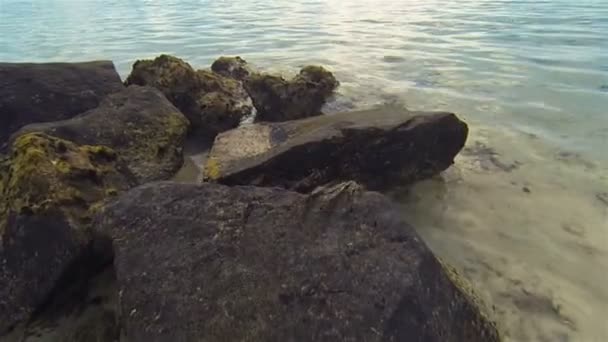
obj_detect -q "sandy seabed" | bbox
[396,124,608,342]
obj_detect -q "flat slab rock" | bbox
[204,106,468,192]
[0,61,124,146]
[96,181,500,342]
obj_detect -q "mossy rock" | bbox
[15,86,189,184]
[2,86,189,334]
[0,133,133,232]
[244,65,339,122]
[0,133,135,334]
[125,55,252,142]
[211,56,251,80]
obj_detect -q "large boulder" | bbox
[0,86,188,333]
[96,181,500,342]
[14,85,189,183]
[124,55,252,142]
[0,133,135,334]
[244,65,339,122]
[0,61,124,147]
[203,106,468,192]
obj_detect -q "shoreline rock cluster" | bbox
[0,56,500,341]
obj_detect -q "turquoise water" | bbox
[1,0,607,160]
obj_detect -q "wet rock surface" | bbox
[124,55,252,142]
[0,61,124,147]
[97,181,500,342]
[204,106,468,192]
[211,56,252,81]
[0,133,133,333]
[15,85,190,183]
[244,65,339,122]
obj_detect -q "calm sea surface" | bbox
[1,0,607,160]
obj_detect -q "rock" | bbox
[97,181,500,342]
[14,85,189,183]
[124,55,252,142]
[0,61,124,147]
[4,266,120,342]
[597,192,608,206]
[1,86,187,333]
[0,133,134,334]
[211,56,251,81]
[244,65,339,122]
[204,106,468,192]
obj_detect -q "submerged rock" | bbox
[244,65,339,122]
[204,106,468,192]
[97,181,500,342]
[211,56,252,81]
[124,55,252,142]
[15,85,189,183]
[0,133,134,334]
[0,61,124,147]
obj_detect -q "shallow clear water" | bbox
[1,0,607,159]
[1,1,607,341]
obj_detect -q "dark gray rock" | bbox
[244,65,339,122]
[204,106,468,192]
[97,181,500,342]
[14,85,190,183]
[0,61,124,147]
[3,266,119,342]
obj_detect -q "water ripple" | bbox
[0,0,606,159]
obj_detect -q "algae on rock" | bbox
[0,133,134,334]
[124,55,252,142]
[1,86,188,335]
[244,65,339,122]
[0,133,133,234]
[14,86,190,184]
[211,56,252,81]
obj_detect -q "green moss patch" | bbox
[0,133,130,235]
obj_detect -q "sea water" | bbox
[1,0,607,341]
